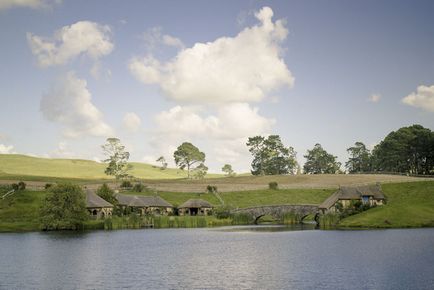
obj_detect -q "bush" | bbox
[214,205,232,219]
[269,182,278,190]
[44,183,53,190]
[206,185,217,193]
[18,181,26,191]
[39,183,88,231]
[97,183,118,205]
[11,183,19,191]
[132,183,146,192]
[120,180,132,188]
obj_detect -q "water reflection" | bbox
[215,224,317,232]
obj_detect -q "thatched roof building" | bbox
[178,199,213,209]
[319,184,385,212]
[115,193,173,215]
[85,189,113,219]
[178,199,213,216]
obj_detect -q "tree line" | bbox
[102,124,433,179]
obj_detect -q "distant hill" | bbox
[0,154,220,180]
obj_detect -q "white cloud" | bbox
[27,21,113,67]
[402,85,434,112]
[40,71,114,138]
[368,93,381,103]
[122,112,142,133]
[151,103,273,171]
[129,6,294,104]
[0,0,59,10]
[142,27,184,51]
[0,144,15,154]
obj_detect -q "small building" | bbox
[85,190,113,219]
[178,199,214,216]
[115,193,173,215]
[319,184,385,213]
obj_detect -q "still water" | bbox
[1,226,434,290]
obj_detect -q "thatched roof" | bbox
[115,193,172,208]
[178,199,213,209]
[319,184,385,210]
[86,190,113,208]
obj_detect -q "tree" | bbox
[247,135,298,175]
[303,143,341,174]
[222,164,235,177]
[371,125,434,175]
[346,142,371,173]
[173,142,206,178]
[156,156,168,170]
[39,184,88,230]
[192,163,208,179]
[96,183,118,205]
[102,138,132,180]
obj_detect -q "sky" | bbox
[0,0,433,173]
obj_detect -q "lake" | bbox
[1,227,434,289]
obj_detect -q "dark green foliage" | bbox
[303,143,341,174]
[44,183,53,190]
[120,180,132,188]
[247,135,298,175]
[96,183,118,205]
[17,181,26,191]
[222,164,235,177]
[206,185,218,193]
[268,181,278,190]
[214,205,232,219]
[132,183,146,192]
[39,183,88,230]
[11,183,19,191]
[371,124,434,175]
[173,142,206,178]
[346,142,372,173]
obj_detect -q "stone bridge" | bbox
[232,204,320,224]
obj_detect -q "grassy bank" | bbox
[339,181,434,228]
[127,188,334,208]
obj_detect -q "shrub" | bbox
[269,182,278,190]
[214,205,232,219]
[97,183,118,205]
[120,180,132,188]
[11,183,19,191]
[44,183,53,190]
[39,183,88,231]
[18,181,26,191]
[132,183,146,192]
[206,185,217,193]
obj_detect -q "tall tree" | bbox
[247,135,298,175]
[222,164,235,177]
[173,142,206,178]
[372,125,434,175]
[192,163,208,179]
[346,142,371,173]
[102,138,132,180]
[303,143,341,174]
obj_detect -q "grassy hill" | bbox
[339,181,434,228]
[0,154,221,180]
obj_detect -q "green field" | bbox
[339,181,434,228]
[0,154,222,180]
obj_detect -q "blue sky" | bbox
[0,0,433,173]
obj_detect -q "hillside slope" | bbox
[0,154,192,180]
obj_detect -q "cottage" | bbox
[178,199,213,216]
[85,190,113,219]
[319,184,385,213]
[115,193,173,215]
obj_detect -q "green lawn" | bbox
[0,190,47,232]
[339,181,434,228]
[126,188,334,208]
